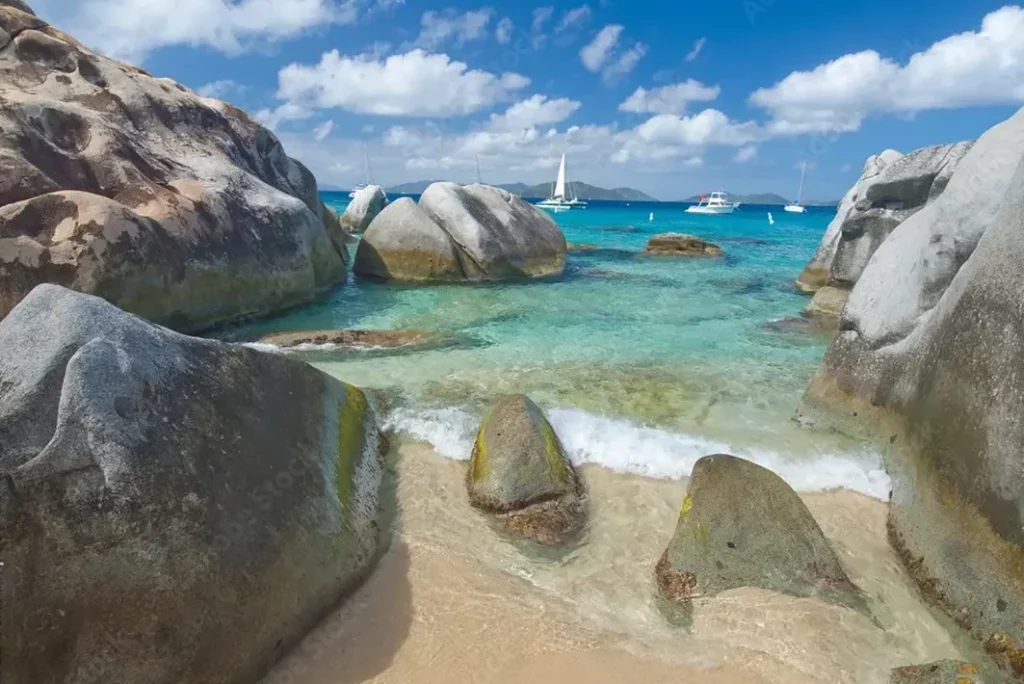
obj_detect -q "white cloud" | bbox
[412,8,492,50]
[580,24,622,71]
[196,79,245,99]
[632,110,759,147]
[685,37,706,62]
[488,95,581,131]
[46,0,357,64]
[602,42,647,82]
[733,145,757,163]
[269,49,530,118]
[618,79,719,114]
[495,16,513,44]
[531,6,555,48]
[556,5,591,33]
[750,5,1024,134]
[255,101,315,130]
[313,120,335,141]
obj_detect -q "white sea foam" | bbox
[241,342,284,354]
[385,404,891,500]
[241,341,390,353]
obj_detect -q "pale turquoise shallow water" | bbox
[226,197,889,496]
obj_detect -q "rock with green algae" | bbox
[644,233,724,257]
[0,285,386,684]
[655,454,868,615]
[467,394,586,545]
[888,660,985,683]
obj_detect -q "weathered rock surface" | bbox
[337,185,387,237]
[0,285,385,684]
[354,183,566,282]
[799,107,1024,670]
[888,660,985,684]
[801,285,850,328]
[0,4,345,332]
[644,233,723,257]
[655,454,865,613]
[795,150,901,293]
[257,328,450,350]
[467,394,585,545]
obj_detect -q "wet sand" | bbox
[262,441,963,684]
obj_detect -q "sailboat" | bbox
[349,142,375,198]
[475,155,483,184]
[536,153,587,211]
[784,162,807,213]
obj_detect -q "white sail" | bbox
[554,153,567,200]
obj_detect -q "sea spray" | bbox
[385,403,891,500]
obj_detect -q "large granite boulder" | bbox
[799,107,1024,670]
[655,454,866,613]
[0,285,385,684]
[354,183,566,282]
[795,150,901,293]
[888,661,985,684]
[337,185,387,237]
[466,395,585,545]
[0,4,345,332]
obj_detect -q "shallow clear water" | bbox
[228,196,887,497]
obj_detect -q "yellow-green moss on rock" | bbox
[467,394,585,545]
[335,382,370,516]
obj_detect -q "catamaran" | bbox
[784,162,807,213]
[349,142,375,198]
[685,191,740,215]
[536,153,587,211]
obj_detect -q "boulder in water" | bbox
[354,183,566,282]
[655,454,866,613]
[257,328,453,351]
[0,3,345,331]
[467,394,585,545]
[801,285,850,327]
[644,233,724,257]
[0,285,385,684]
[338,185,387,237]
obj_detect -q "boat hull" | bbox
[684,205,737,215]
[783,205,807,214]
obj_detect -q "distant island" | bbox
[385,180,656,202]
[681,192,839,207]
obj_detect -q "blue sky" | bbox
[31,0,1024,199]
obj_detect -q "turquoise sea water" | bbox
[227,194,888,497]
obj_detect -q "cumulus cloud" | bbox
[750,5,1024,134]
[685,37,706,62]
[313,120,335,141]
[619,79,720,114]
[266,49,530,118]
[556,5,591,33]
[487,95,581,131]
[411,8,492,50]
[580,24,623,71]
[580,24,646,82]
[733,145,757,163]
[40,0,357,64]
[495,16,513,44]
[196,79,246,100]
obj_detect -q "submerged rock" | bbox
[0,4,345,331]
[0,285,385,684]
[338,185,387,237]
[801,285,850,327]
[888,660,985,684]
[655,454,865,612]
[258,328,450,350]
[467,394,585,545]
[800,106,1024,667]
[355,183,566,282]
[644,233,724,257]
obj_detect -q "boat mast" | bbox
[475,155,482,184]
[797,161,806,204]
[363,141,374,185]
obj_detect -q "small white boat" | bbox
[685,191,740,215]
[536,153,588,211]
[784,162,807,214]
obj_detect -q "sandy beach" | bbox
[263,440,963,684]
